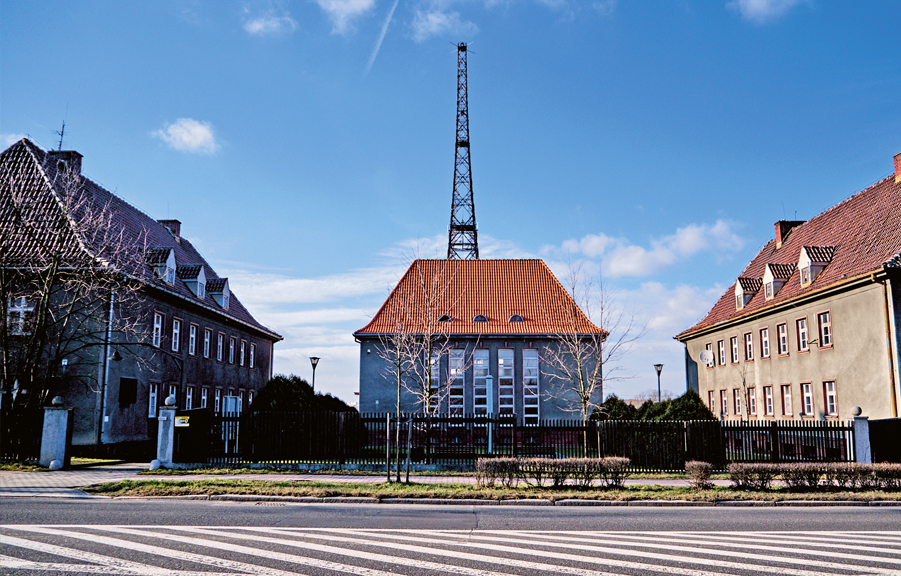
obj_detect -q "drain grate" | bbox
[254,502,287,507]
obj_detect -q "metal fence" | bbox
[0,407,43,462]
[177,411,856,471]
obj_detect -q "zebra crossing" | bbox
[2,526,900,575]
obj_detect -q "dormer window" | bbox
[762,263,795,300]
[734,277,761,311]
[177,265,206,299]
[800,266,811,285]
[164,266,175,284]
[798,246,835,287]
[473,314,488,323]
[208,278,230,310]
[509,314,525,323]
[765,282,773,298]
[145,248,177,285]
[735,293,743,310]
[197,282,205,299]
[438,314,453,323]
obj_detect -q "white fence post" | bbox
[39,396,73,469]
[853,416,871,463]
[156,396,177,468]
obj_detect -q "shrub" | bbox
[475,458,519,488]
[599,457,632,488]
[824,462,861,489]
[873,463,901,490]
[728,463,778,490]
[685,461,714,490]
[518,458,550,487]
[781,463,825,490]
[571,458,603,488]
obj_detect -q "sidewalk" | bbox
[0,464,732,498]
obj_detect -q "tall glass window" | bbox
[473,349,489,415]
[448,350,465,415]
[522,349,540,424]
[498,349,515,415]
[760,328,770,358]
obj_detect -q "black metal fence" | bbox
[0,407,43,463]
[176,411,856,471]
[869,417,901,463]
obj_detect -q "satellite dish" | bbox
[699,350,714,366]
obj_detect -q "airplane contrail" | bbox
[365,0,400,75]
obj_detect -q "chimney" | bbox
[775,220,805,249]
[894,152,901,184]
[158,219,181,240]
[47,150,83,177]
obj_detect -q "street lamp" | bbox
[310,357,320,393]
[654,364,664,403]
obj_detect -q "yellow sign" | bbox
[174,416,190,427]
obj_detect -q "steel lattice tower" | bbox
[447,42,479,260]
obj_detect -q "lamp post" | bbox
[654,364,664,403]
[310,357,320,393]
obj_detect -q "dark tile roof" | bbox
[768,263,796,280]
[677,171,901,340]
[737,277,762,292]
[176,264,203,280]
[355,259,604,336]
[0,138,280,341]
[144,247,172,266]
[804,245,836,264]
[207,278,228,292]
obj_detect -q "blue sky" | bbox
[3,0,900,406]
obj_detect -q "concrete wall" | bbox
[684,281,896,421]
[358,335,595,420]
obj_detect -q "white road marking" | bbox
[653,530,901,556]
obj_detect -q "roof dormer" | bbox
[762,263,795,300]
[208,278,230,310]
[145,247,176,285]
[177,264,207,299]
[798,246,835,287]
[734,277,762,310]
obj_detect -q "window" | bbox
[186,386,194,410]
[717,340,726,366]
[777,323,788,355]
[760,328,770,358]
[200,387,209,409]
[426,350,440,411]
[797,318,809,352]
[438,314,453,323]
[523,349,540,424]
[189,325,197,356]
[765,282,773,299]
[240,340,246,367]
[197,281,205,300]
[735,292,744,310]
[164,265,175,285]
[214,389,222,413]
[744,333,753,361]
[705,343,713,368]
[730,337,739,364]
[733,389,742,416]
[148,383,159,417]
[217,333,224,362]
[708,391,716,413]
[720,390,728,416]
[801,383,813,415]
[824,381,837,416]
[168,384,178,407]
[448,350,465,415]
[153,313,163,347]
[171,319,181,352]
[473,314,488,323]
[250,344,256,369]
[781,384,793,416]
[747,387,757,416]
[509,314,525,323]
[229,337,236,364]
[238,390,245,413]
[203,329,211,358]
[7,296,34,335]
[498,349,515,415]
[800,266,811,285]
[473,349,489,415]
[818,311,832,347]
[248,390,254,408]
[764,386,774,416]
[119,378,137,406]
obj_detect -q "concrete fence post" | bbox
[853,416,871,464]
[156,396,178,468]
[40,396,73,470]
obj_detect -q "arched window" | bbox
[508,314,525,323]
[438,314,453,323]
[472,314,488,323]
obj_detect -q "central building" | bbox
[354,259,603,422]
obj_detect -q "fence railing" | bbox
[178,411,856,471]
[0,407,43,462]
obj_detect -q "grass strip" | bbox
[85,478,901,502]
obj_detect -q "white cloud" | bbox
[152,118,219,154]
[243,10,299,36]
[1,133,27,148]
[411,9,479,43]
[557,219,744,278]
[223,266,404,305]
[727,0,805,25]
[593,0,617,16]
[316,0,375,34]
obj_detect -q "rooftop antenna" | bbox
[53,104,69,151]
[447,42,479,260]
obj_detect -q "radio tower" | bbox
[447,42,478,259]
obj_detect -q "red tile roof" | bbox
[677,172,901,340]
[1,138,280,340]
[355,259,603,336]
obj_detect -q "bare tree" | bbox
[1,146,147,424]
[543,263,646,429]
[733,363,755,422]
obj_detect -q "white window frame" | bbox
[171,319,181,352]
[708,391,715,413]
[240,340,246,367]
[522,349,540,424]
[760,328,770,358]
[777,323,788,355]
[797,318,809,352]
[250,343,256,368]
[7,296,34,335]
[730,336,739,364]
[498,349,515,415]
[229,337,236,364]
[448,349,465,416]
[720,390,728,416]
[148,383,159,417]
[744,332,753,361]
[204,329,211,359]
[747,387,756,416]
[818,311,832,347]
[200,387,209,409]
[168,384,178,407]
[733,389,742,416]
[801,382,813,415]
[824,381,837,416]
[781,384,792,416]
[217,333,224,362]
[717,340,726,366]
[473,349,489,415]
[189,325,197,356]
[186,385,194,410]
[153,312,163,348]
[764,386,774,416]
[214,388,222,413]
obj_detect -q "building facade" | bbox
[354,259,604,422]
[1,139,281,453]
[676,152,901,421]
